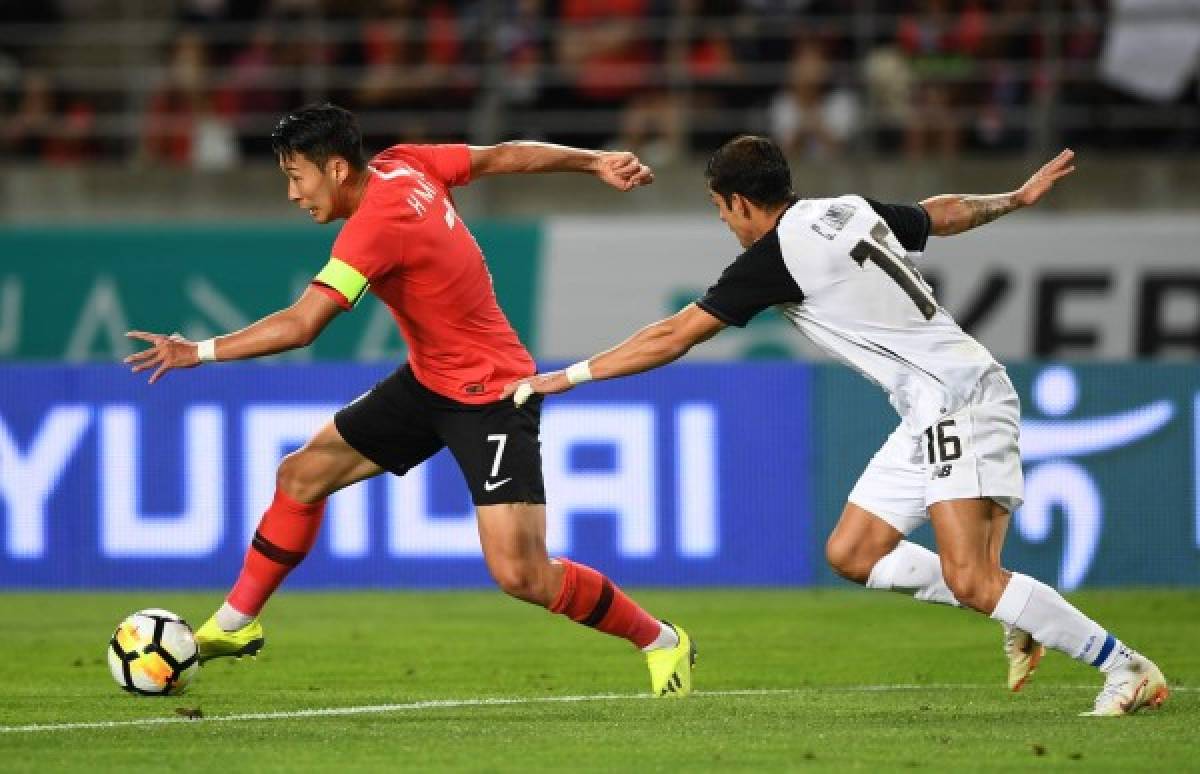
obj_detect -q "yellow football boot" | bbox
[194,614,265,664]
[646,622,696,698]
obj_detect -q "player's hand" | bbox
[1015,148,1075,208]
[123,331,200,384]
[504,371,574,406]
[594,151,654,192]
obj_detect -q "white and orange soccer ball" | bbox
[107,609,199,696]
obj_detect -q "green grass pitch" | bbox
[1,589,1196,771]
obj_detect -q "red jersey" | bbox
[311,144,535,403]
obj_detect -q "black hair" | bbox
[704,135,795,209]
[271,103,367,170]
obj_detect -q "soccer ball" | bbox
[107,609,199,696]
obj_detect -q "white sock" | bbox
[215,601,255,633]
[866,540,960,607]
[641,621,680,652]
[989,572,1128,671]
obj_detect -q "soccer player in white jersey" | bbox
[506,135,1168,716]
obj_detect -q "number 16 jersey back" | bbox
[696,195,999,434]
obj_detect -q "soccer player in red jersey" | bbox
[124,104,696,698]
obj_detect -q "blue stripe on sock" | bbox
[1090,633,1116,667]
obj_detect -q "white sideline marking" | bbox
[1,684,1190,734]
[0,689,790,734]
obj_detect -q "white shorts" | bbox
[848,370,1025,536]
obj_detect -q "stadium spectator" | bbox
[726,0,849,111]
[973,0,1039,152]
[221,3,324,156]
[676,0,743,153]
[552,0,657,148]
[4,1,1200,161]
[493,0,553,140]
[728,0,807,107]
[609,0,685,162]
[139,31,239,169]
[768,37,859,157]
[497,0,548,108]
[861,44,916,153]
[895,0,987,157]
[1058,0,1112,149]
[0,69,96,163]
[0,3,89,162]
[176,0,271,65]
[347,0,470,144]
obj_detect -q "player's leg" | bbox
[825,502,902,584]
[931,497,1167,715]
[221,420,384,624]
[927,498,1010,613]
[199,367,442,661]
[475,502,694,697]
[197,420,385,660]
[844,484,1040,690]
[473,502,559,605]
[984,507,1046,691]
[474,503,670,648]
[826,502,959,606]
[986,507,1009,567]
[830,425,960,606]
[447,391,693,697]
[924,373,1048,691]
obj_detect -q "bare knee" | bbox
[941,562,1005,613]
[276,451,331,504]
[826,505,904,585]
[825,533,875,585]
[941,564,976,607]
[489,559,552,606]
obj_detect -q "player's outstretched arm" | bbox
[505,303,726,405]
[469,142,653,191]
[920,148,1076,237]
[124,287,342,384]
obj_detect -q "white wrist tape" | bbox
[197,338,218,363]
[513,382,534,407]
[565,360,593,385]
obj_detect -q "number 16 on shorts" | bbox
[924,420,962,465]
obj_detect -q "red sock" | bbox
[226,489,326,616]
[549,558,661,648]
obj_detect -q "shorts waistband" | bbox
[398,364,529,412]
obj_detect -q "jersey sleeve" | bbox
[314,215,395,310]
[864,198,931,252]
[397,143,472,188]
[696,230,805,328]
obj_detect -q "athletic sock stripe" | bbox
[1090,633,1116,667]
[251,531,306,567]
[581,580,614,628]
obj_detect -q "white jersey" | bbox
[697,195,999,433]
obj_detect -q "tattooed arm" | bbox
[920,149,1076,237]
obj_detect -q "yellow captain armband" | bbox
[313,257,370,307]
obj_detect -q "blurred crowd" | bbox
[2,0,1199,168]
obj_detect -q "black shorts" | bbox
[334,365,545,506]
